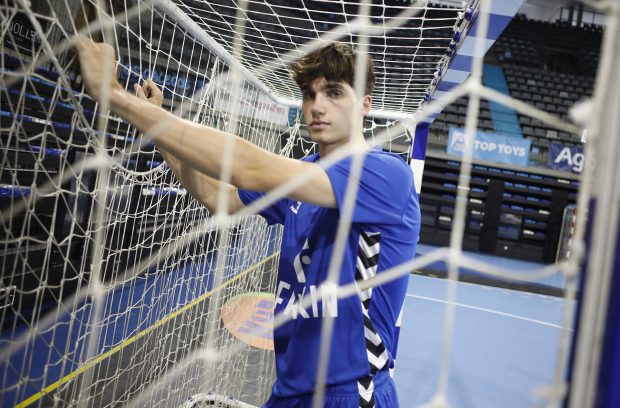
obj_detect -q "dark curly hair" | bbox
[289,42,376,95]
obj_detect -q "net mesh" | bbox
[0,1,286,406]
[0,1,417,405]
[171,0,466,113]
[0,0,614,407]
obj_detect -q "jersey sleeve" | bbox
[325,152,413,225]
[237,189,288,225]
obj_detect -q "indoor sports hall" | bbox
[1,0,618,407]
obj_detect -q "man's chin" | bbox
[307,132,348,147]
[308,132,327,143]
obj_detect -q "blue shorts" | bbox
[262,371,399,408]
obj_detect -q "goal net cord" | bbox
[2,0,284,405]
[1,0,471,349]
[149,3,590,408]
[170,0,460,113]
[0,0,560,380]
[0,0,613,407]
[1,0,435,403]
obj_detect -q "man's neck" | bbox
[319,136,369,158]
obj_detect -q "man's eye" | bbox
[328,90,342,97]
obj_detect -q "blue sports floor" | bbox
[1,245,573,407]
[394,268,573,407]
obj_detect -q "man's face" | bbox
[301,77,371,148]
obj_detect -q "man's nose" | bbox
[311,93,326,116]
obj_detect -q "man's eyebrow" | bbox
[324,82,344,89]
[300,82,344,92]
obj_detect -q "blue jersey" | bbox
[238,149,420,399]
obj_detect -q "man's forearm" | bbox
[107,87,337,208]
[73,37,336,208]
[110,88,262,189]
[72,36,340,207]
[156,132,241,214]
[157,146,200,199]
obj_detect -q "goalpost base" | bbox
[181,393,259,408]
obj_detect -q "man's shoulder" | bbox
[366,149,412,177]
[367,148,407,163]
[301,153,320,163]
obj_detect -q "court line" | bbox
[15,252,279,408]
[406,293,572,330]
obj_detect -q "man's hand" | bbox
[72,36,124,102]
[134,80,164,108]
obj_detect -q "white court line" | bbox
[406,294,573,330]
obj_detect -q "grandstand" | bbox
[428,14,601,163]
[420,12,602,264]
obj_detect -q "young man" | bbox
[74,39,420,407]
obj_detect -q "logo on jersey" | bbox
[290,201,302,214]
[275,237,338,319]
[275,281,338,319]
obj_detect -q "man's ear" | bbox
[361,94,372,116]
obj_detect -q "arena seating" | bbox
[429,15,603,166]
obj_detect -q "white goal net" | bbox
[0,0,618,407]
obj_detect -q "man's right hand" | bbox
[72,36,124,103]
[134,80,164,108]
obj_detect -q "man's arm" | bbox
[134,80,244,214]
[159,146,245,214]
[73,37,337,208]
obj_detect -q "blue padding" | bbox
[436,80,460,92]
[598,219,620,408]
[450,54,474,72]
[425,0,523,135]
[469,13,514,39]
[412,122,430,160]
[490,0,525,16]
